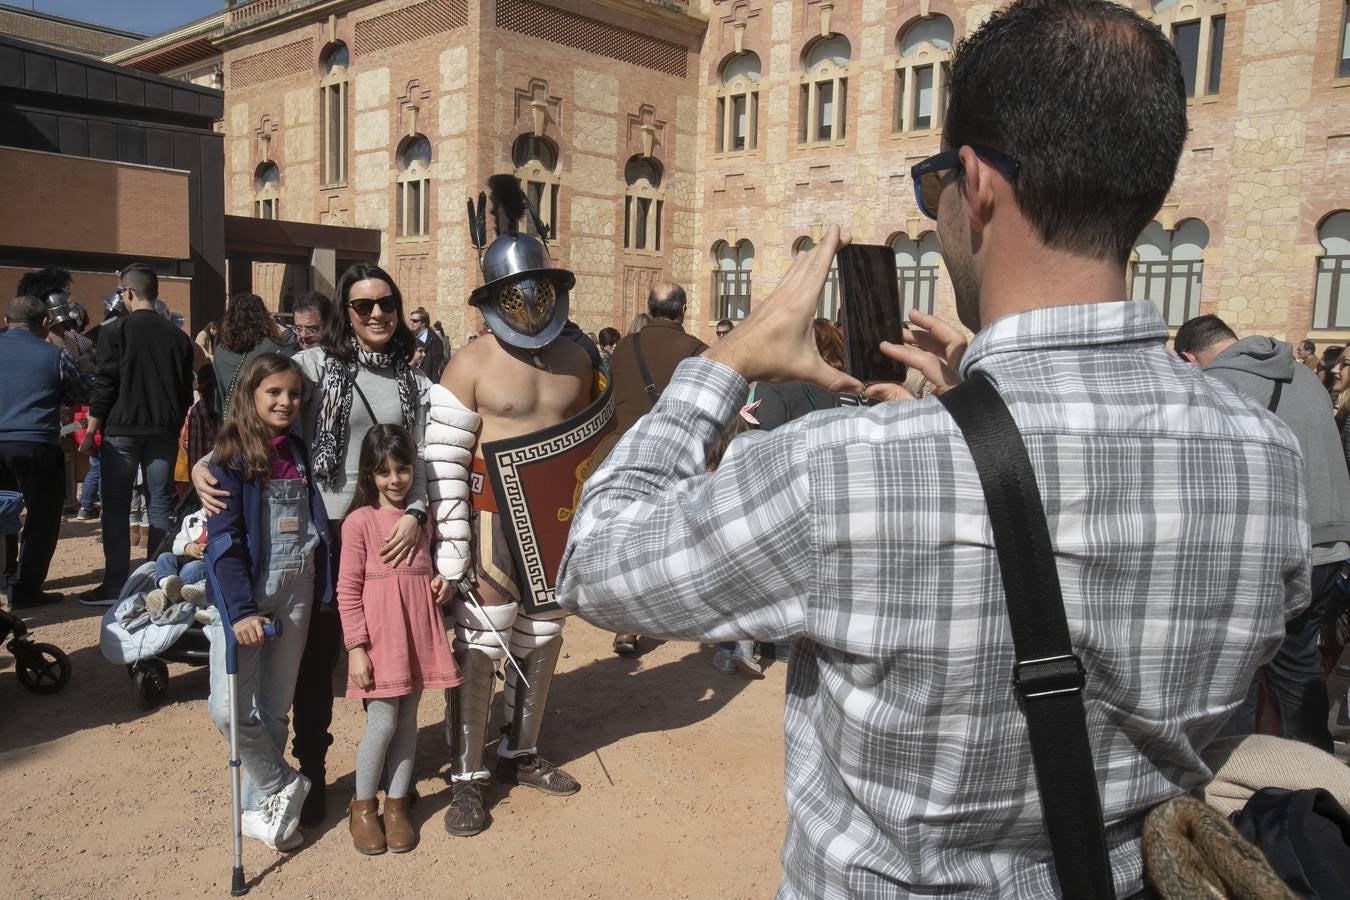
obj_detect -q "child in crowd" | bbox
[144,505,208,615]
[338,425,458,856]
[205,353,331,852]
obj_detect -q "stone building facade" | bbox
[116,0,1349,346]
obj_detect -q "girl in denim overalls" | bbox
[205,353,332,852]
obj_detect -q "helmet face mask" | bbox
[470,232,574,350]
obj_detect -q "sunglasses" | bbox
[910,146,1021,219]
[350,295,397,317]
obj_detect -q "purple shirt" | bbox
[270,433,302,480]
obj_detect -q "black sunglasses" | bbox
[350,295,397,317]
[910,146,1021,219]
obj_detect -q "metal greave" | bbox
[444,648,497,778]
[502,635,563,755]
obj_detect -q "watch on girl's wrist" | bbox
[405,507,428,526]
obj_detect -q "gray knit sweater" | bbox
[293,347,430,522]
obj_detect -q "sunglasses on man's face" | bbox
[350,296,397,317]
[910,146,1021,220]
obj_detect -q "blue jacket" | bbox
[205,433,332,625]
[0,327,68,443]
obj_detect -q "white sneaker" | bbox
[267,774,310,844]
[181,583,206,607]
[241,804,304,851]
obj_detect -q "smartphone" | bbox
[837,244,908,384]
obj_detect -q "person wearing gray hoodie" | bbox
[1176,314,1350,752]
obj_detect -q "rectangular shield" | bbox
[481,383,618,615]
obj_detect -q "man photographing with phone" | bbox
[558,0,1306,895]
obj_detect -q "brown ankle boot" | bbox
[349,798,385,855]
[383,796,416,852]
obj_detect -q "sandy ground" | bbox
[1,519,788,898]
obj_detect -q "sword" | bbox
[455,576,530,689]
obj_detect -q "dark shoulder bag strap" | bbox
[632,331,660,407]
[351,377,379,424]
[937,373,1118,900]
[1267,380,1283,412]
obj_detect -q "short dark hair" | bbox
[597,327,620,347]
[6,294,47,327]
[325,262,415,364]
[292,290,333,321]
[16,266,71,301]
[944,0,1187,264]
[1301,339,1316,355]
[716,319,734,330]
[118,263,159,301]
[1174,314,1237,357]
[648,284,687,321]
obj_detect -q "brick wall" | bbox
[0,147,191,261]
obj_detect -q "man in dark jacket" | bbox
[1176,314,1350,751]
[609,283,707,437]
[604,283,706,652]
[0,295,88,607]
[79,264,195,606]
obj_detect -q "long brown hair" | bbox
[813,318,846,370]
[213,352,302,483]
[345,424,418,518]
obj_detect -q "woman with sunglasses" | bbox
[195,262,435,828]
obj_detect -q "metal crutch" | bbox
[225,616,280,897]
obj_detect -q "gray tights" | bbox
[355,690,422,801]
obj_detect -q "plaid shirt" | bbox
[58,347,88,406]
[558,301,1308,898]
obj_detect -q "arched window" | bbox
[511,134,560,239]
[793,236,841,321]
[713,240,754,321]
[1314,212,1350,329]
[320,42,349,186]
[254,161,280,220]
[1131,219,1209,326]
[396,135,431,238]
[891,232,942,317]
[624,156,664,253]
[716,51,761,154]
[894,16,953,133]
[1150,0,1226,97]
[799,35,851,144]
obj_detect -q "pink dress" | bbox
[337,506,461,698]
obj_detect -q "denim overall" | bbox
[207,476,321,811]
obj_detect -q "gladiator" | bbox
[425,175,592,836]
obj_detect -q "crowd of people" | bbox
[2,0,1348,893]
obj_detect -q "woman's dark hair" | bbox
[323,262,415,364]
[1322,346,1344,391]
[943,0,1187,265]
[195,363,221,421]
[597,327,620,348]
[213,353,302,484]
[346,424,418,516]
[220,293,279,353]
[812,318,845,370]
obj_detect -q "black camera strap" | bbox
[632,331,660,407]
[937,373,1117,899]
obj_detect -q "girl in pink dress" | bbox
[338,424,459,855]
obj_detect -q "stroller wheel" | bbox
[14,641,72,694]
[133,660,169,710]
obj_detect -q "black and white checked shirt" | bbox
[558,301,1309,898]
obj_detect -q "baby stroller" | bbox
[100,491,212,709]
[0,490,72,694]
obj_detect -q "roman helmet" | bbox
[465,174,574,351]
[42,290,78,328]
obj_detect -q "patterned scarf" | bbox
[311,339,418,489]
